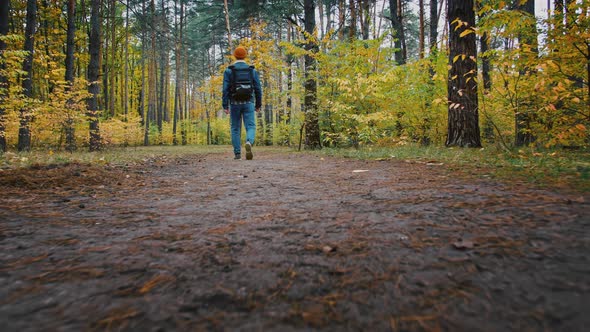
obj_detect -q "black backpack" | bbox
[229,65,254,102]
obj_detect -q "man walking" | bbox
[223,46,262,160]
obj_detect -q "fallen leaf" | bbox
[453,240,475,250]
[322,245,336,253]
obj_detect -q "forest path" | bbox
[0,148,589,331]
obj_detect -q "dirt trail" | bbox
[0,149,589,331]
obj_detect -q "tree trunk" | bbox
[388,0,404,64]
[0,0,10,152]
[479,8,490,92]
[173,0,183,145]
[157,0,166,136]
[318,0,325,40]
[398,0,407,61]
[64,0,76,151]
[419,0,425,58]
[349,0,356,40]
[223,0,233,54]
[18,0,37,151]
[338,0,345,40]
[109,0,116,117]
[515,0,537,146]
[446,0,481,147]
[181,0,187,145]
[326,1,333,36]
[87,0,101,151]
[139,0,146,129]
[304,0,321,149]
[360,0,371,40]
[124,0,129,121]
[286,22,293,127]
[429,0,438,52]
[146,0,157,145]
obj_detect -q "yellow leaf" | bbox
[459,29,474,38]
[453,55,461,63]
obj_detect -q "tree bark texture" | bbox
[18,0,37,151]
[304,0,321,149]
[515,0,536,146]
[87,0,101,151]
[223,0,233,55]
[338,0,345,40]
[446,0,481,147]
[146,0,157,145]
[388,0,405,64]
[124,0,129,121]
[360,0,371,40]
[349,0,356,40]
[109,0,116,117]
[429,0,438,51]
[64,0,76,151]
[0,0,9,151]
[419,0,425,58]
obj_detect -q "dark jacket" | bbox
[222,60,262,110]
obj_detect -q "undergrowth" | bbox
[0,145,229,169]
[1,144,588,191]
[318,144,590,192]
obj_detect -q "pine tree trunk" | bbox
[338,0,345,40]
[515,0,537,146]
[139,0,146,129]
[398,0,407,62]
[223,0,232,55]
[360,0,371,40]
[172,0,181,145]
[446,0,481,147]
[109,0,116,117]
[146,0,157,145]
[479,5,490,92]
[18,0,37,151]
[304,0,321,149]
[0,0,10,152]
[318,1,325,40]
[64,0,76,151]
[286,22,293,127]
[388,0,404,64]
[157,0,166,136]
[419,0,425,58]
[124,0,129,121]
[429,0,438,52]
[181,0,187,146]
[87,0,102,151]
[349,0,356,40]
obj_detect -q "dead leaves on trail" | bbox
[93,307,141,331]
[138,274,176,295]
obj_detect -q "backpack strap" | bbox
[248,66,254,86]
[228,65,236,91]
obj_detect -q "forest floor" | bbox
[0,147,589,331]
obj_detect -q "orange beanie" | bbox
[233,46,247,60]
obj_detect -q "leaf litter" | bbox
[0,150,588,331]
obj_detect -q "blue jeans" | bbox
[230,103,256,155]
